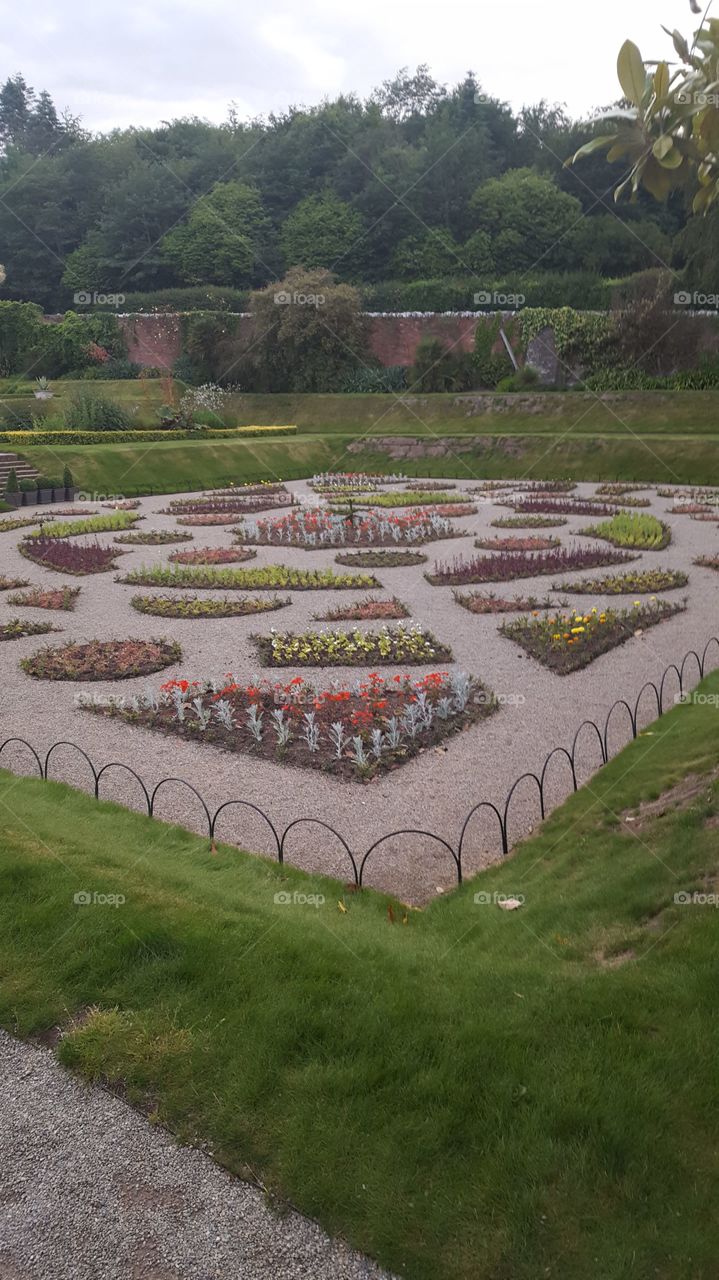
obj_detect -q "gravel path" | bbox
[1,479,717,904]
[0,1029,392,1280]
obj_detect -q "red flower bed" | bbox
[314,596,410,621]
[7,586,80,611]
[235,506,460,548]
[84,670,496,781]
[19,536,123,575]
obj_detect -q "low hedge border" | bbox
[0,426,297,447]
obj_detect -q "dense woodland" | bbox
[0,67,711,313]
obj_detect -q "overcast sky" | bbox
[0,0,693,132]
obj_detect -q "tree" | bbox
[280,191,365,274]
[163,181,271,286]
[568,18,719,212]
[390,229,464,279]
[244,268,369,392]
[470,169,583,273]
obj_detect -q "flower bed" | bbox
[254,622,451,667]
[334,490,469,508]
[504,498,623,516]
[162,493,293,516]
[552,568,688,594]
[21,638,182,681]
[314,596,409,621]
[19,536,123,575]
[310,471,407,491]
[52,508,95,516]
[426,545,636,585]
[1,618,60,642]
[208,482,287,497]
[500,600,684,674]
[578,513,671,550]
[130,594,290,619]
[596,483,649,496]
[119,564,381,591]
[7,586,81,610]
[0,515,54,533]
[694,555,719,571]
[176,513,244,526]
[471,480,575,494]
[454,591,561,614]
[691,513,719,523]
[491,514,568,529]
[668,503,714,515]
[83,669,493,781]
[0,575,30,590]
[474,535,561,552]
[25,512,140,540]
[168,546,257,565]
[335,549,427,568]
[102,499,141,510]
[234,507,460,548]
[114,530,195,545]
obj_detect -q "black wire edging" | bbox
[1,637,718,889]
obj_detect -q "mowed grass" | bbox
[15,428,719,495]
[1,674,719,1278]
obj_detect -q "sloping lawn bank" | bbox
[15,429,719,493]
[1,676,718,1279]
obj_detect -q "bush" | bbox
[63,390,133,431]
[340,365,407,393]
[113,286,250,313]
[496,366,539,392]
[411,338,476,392]
[5,468,18,494]
[0,425,297,446]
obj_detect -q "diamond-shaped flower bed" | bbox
[82,670,496,782]
[500,600,684,674]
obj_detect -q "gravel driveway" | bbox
[0,1030,392,1280]
[1,478,717,903]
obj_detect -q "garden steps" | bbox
[0,451,40,492]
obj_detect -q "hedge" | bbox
[0,426,298,446]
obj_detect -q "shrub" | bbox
[5,468,18,495]
[63,389,133,431]
[340,366,407,393]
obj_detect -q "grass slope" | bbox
[1,674,718,1278]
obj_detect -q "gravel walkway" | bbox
[0,1029,392,1280]
[1,479,717,903]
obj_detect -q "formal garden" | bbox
[2,470,717,902]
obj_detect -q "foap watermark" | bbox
[274,290,325,308]
[74,290,125,308]
[74,692,125,709]
[675,89,719,108]
[473,891,525,907]
[474,289,525,310]
[674,289,719,309]
[674,691,719,707]
[76,491,126,504]
[273,890,326,908]
[674,891,719,907]
[74,890,126,907]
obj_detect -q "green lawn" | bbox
[1,673,718,1278]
